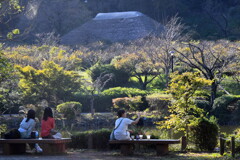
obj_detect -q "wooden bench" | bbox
[109,137,186,156]
[0,138,71,155]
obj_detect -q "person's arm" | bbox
[131,113,141,125]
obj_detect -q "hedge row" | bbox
[70,128,111,149]
[72,87,148,112]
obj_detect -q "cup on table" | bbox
[131,135,135,140]
[139,135,143,139]
[147,135,151,139]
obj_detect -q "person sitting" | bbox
[112,109,141,140]
[18,109,42,153]
[41,107,56,139]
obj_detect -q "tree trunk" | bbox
[210,81,218,108]
[90,96,95,117]
[165,68,170,88]
[142,83,147,90]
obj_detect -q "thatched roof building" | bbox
[60,11,164,45]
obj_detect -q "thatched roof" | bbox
[60,11,164,45]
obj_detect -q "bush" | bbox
[90,64,131,88]
[0,124,7,137]
[72,87,148,112]
[190,117,219,151]
[70,128,111,149]
[56,101,82,120]
[145,93,171,116]
[102,87,147,97]
[195,100,211,112]
[212,95,240,125]
[112,96,144,111]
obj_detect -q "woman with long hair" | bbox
[18,109,42,153]
[41,107,55,138]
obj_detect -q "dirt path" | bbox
[0,149,182,160]
[0,149,232,160]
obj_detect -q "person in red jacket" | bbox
[41,107,55,138]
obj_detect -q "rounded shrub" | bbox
[190,117,219,151]
[56,101,82,120]
[112,96,143,111]
[212,95,240,125]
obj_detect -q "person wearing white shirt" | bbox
[18,109,42,153]
[113,109,141,140]
[18,109,36,139]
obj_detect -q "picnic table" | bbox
[0,138,71,155]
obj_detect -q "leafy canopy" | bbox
[157,72,212,136]
[15,61,81,106]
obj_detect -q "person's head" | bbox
[43,107,53,121]
[26,109,35,122]
[117,109,126,118]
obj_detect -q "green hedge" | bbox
[73,87,147,112]
[89,64,131,88]
[70,128,111,149]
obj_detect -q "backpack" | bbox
[4,129,21,139]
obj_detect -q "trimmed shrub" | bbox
[145,93,171,117]
[112,96,143,111]
[70,128,111,149]
[212,95,240,125]
[190,117,219,151]
[69,131,89,149]
[56,101,82,120]
[90,64,131,88]
[102,87,147,97]
[72,87,147,112]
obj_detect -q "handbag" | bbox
[110,118,124,140]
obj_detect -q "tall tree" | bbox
[157,72,212,141]
[174,40,239,107]
[0,0,22,40]
[15,61,81,106]
[142,15,190,86]
[112,52,159,90]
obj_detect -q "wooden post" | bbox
[219,134,225,155]
[231,136,235,158]
[181,136,187,152]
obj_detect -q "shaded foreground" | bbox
[0,149,238,160]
